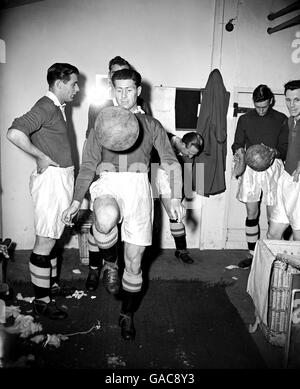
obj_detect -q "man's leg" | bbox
[238,201,260,269]
[119,242,145,341]
[30,236,67,320]
[161,197,193,264]
[85,229,102,291]
[267,221,290,240]
[49,246,76,297]
[293,230,300,241]
[93,196,120,295]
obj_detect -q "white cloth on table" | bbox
[247,239,300,326]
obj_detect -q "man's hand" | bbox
[36,155,60,174]
[61,201,81,227]
[292,168,300,182]
[169,198,186,223]
[233,147,244,162]
[292,161,300,182]
[260,143,278,160]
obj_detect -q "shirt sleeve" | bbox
[85,104,98,139]
[73,128,102,203]
[276,117,289,161]
[9,103,51,136]
[231,115,246,155]
[152,120,182,199]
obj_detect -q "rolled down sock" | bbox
[170,219,186,250]
[92,224,118,264]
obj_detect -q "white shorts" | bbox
[29,166,74,239]
[236,158,284,205]
[270,170,300,230]
[90,172,153,246]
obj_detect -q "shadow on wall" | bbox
[65,72,87,177]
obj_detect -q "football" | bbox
[94,106,139,152]
[245,144,276,172]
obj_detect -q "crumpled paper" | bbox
[0,243,9,258]
[5,304,21,318]
[30,321,102,348]
[16,293,35,303]
[66,290,87,300]
[31,333,69,348]
[4,314,42,338]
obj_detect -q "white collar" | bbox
[131,106,145,114]
[113,99,145,114]
[46,90,66,108]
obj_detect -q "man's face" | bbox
[254,99,271,117]
[113,78,141,111]
[181,144,199,159]
[285,89,300,119]
[60,73,80,103]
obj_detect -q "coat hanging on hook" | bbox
[193,69,230,197]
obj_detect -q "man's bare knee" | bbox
[33,236,56,254]
[267,222,288,240]
[94,197,120,233]
[94,218,116,234]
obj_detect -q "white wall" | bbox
[0,0,215,249]
[200,0,300,249]
[0,0,299,250]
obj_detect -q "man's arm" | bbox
[7,104,59,172]
[74,128,102,203]
[86,104,98,139]
[153,128,182,196]
[292,160,300,182]
[153,122,184,221]
[231,116,246,155]
[7,129,59,173]
[276,117,289,161]
[62,128,102,226]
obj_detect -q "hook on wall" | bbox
[225,18,236,32]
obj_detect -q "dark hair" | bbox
[252,84,274,104]
[182,132,204,154]
[112,68,142,88]
[108,56,131,71]
[47,63,79,87]
[284,80,300,94]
